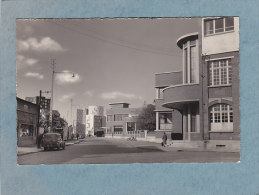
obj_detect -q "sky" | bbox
[16,18,199,125]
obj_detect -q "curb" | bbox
[17,140,82,156]
[17,149,44,156]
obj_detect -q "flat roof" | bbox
[176,32,199,48]
[154,71,181,75]
[108,102,130,105]
[17,97,39,107]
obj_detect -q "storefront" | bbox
[17,97,39,147]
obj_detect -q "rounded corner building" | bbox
[154,17,240,150]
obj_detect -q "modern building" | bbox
[76,109,86,137]
[85,106,105,136]
[106,103,141,136]
[17,97,39,147]
[154,17,239,149]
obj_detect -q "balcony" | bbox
[162,83,201,110]
[155,71,182,88]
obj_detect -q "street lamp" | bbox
[49,59,75,131]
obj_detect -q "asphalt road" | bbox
[18,137,240,164]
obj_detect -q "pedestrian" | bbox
[77,133,79,140]
[162,132,167,147]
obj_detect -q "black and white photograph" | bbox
[16,17,240,164]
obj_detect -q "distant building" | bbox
[76,109,86,137]
[106,103,141,136]
[85,106,105,136]
[25,96,51,110]
[17,97,39,147]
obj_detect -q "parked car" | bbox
[42,133,65,151]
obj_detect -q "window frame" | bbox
[107,115,113,122]
[208,58,232,87]
[209,103,233,132]
[159,112,173,130]
[204,17,234,36]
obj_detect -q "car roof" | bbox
[44,133,61,135]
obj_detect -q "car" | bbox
[42,133,65,151]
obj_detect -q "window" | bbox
[107,115,113,122]
[209,58,232,86]
[127,122,136,132]
[210,104,233,131]
[114,125,123,133]
[159,112,172,130]
[114,114,128,121]
[19,124,34,137]
[183,39,199,84]
[204,17,234,35]
[114,114,122,121]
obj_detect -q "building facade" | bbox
[154,17,240,148]
[85,106,105,136]
[106,103,141,136]
[26,96,51,128]
[17,97,39,147]
[76,109,86,137]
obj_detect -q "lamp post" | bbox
[49,59,75,131]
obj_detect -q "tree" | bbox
[52,110,67,129]
[136,104,156,131]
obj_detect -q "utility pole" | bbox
[50,59,56,131]
[36,90,42,145]
[70,98,72,126]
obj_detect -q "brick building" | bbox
[17,97,39,147]
[154,17,240,149]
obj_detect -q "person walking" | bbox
[162,132,167,147]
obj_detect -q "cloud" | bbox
[24,72,44,80]
[101,91,143,100]
[17,37,66,52]
[55,70,81,85]
[83,90,94,97]
[17,55,38,69]
[58,93,75,102]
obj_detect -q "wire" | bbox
[49,20,181,57]
[70,21,180,56]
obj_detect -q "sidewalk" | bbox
[103,137,240,153]
[17,139,83,156]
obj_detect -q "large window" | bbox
[159,112,172,130]
[18,124,34,137]
[204,17,234,36]
[114,114,129,121]
[114,114,122,121]
[107,115,113,122]
[183,39,199,84]
[209,58,232,86]
[210,104,233,131]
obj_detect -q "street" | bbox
[18,137,240,164]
